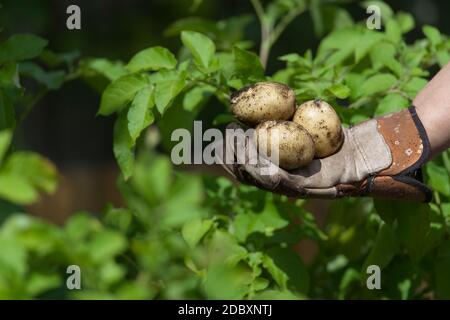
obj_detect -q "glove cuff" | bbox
[378,106,431,176]
[365,174,432,202]
[336,107,433,202]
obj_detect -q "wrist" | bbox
[415,102,441,158]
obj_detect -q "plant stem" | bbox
[269,4,306,47]
[190,78,230,100]
[250,0,271,69]
[16,89,47,128]
[250,0,306,70]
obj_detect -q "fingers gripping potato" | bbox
[255,120,315,170]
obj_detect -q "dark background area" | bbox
[0,0,449,219]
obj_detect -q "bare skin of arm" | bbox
[414,62,450,158]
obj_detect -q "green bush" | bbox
[1,0,450,299]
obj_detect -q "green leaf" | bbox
[402,77,428,97]
[113,111,135,180]
[327,254,349,273]
[354,31,383,63]
[375,93,409,116]
[181,31,216,70]
[126,46,177,73]
[426,162,450,196]
[233,200,288,242]
[40,49,80,68]
[437,49,450,67]
[103,206,132,232]
[370,42,402,76]
[89,230,127,263]
[254,290,301,300]
[19,62,65,90]
[127,87,155,143]
[386,19,402,43]
[375,200,435,262]
[423,204,444,253]
[182,85,215,112]
[0,152,58,204]
[182,219,213,248]
[360,73,397,96]
[208,230,248,266]
[98,261,126,286]
[3,152,58,194]
[253,277,269,291]
[154,71,187,114]
[261,254,289,290]
[233,213,263,243]
[266,247,310,294]
[328,84,351,99]
[232,46,264,79]
[318,28,356,52]
[82,58,127,81]
[0,237,27,277]
[0,34,48,63]
[99,74,148,116]
[338,268,360,299]
[131,154,173,204]
[64,213,96,240]
[423,25,442,46]
[403,47,426,68]
[396,204,431,261]
[363,223,398,270]
[396,12,415,34]
[397,278,412,300]
[345,72,367,99]
[204,265,251,299]
[0,130,12,164]
[0,174,37,204]
[350,114,370,125]
[0,62,20,87]
[162,175,204,228]
[26,273,61,296]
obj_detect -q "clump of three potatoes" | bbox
[231,82,343,170]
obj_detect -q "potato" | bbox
[255,120,315,170]
[293,99,343,158]
[231,82,295,125]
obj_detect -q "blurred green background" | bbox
[1,0,450,300]
[1,0,449,220]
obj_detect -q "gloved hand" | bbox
[218,107,432,202]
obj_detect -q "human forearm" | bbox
[414,62,450,158]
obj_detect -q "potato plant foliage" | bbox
[1,0,450,299]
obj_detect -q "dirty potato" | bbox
[293,99,343,158]
[255,120,315,170]
[231,82,295,125]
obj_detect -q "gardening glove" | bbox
[218,106,432,202]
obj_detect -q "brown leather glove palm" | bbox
[220,107,432,202]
